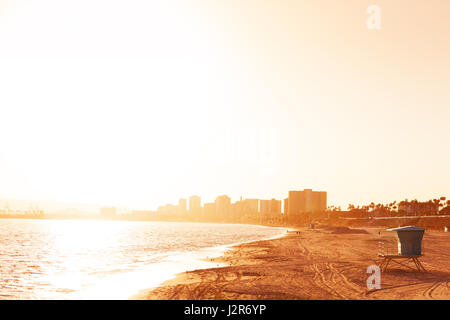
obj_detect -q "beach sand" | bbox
[134,225,450,300]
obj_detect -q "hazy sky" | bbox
[0,0,449,210]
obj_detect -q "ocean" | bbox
[0,219,284,299]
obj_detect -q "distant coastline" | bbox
[1,213,449,231]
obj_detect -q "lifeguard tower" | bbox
[378,226,426,272]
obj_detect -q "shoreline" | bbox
[130,228,289,300]
[135,225,450,300]
[129,226,288,300]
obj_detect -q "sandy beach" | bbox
[135,225,450,300]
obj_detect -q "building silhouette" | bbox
[231,198,259,222]
[260,199,281,216]
[203,202,216,220]
[215,195,231,222]
[189,195,202,218]
[288,189,327,216]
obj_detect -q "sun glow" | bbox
[0,1,449,210]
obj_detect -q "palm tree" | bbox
[438,197,446,214]
[432,199,440,215]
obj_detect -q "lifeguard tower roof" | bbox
[387,226,425,232]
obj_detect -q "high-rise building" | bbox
[203,202,216,220]
[270,199,281,215]
[231,202,241,222]
[215,195,231,221]
[189,195,202,217]
[240,198,259,215]
[288,189,327,215]
[284,198,289,214]
[288,191,302,215]
[260,199,281,215]
[318,191,327,213]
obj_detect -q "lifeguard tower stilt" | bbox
[378,226,426,272]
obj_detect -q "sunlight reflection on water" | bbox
[0,219,283,299]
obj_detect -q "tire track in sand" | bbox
[422,281,446,300]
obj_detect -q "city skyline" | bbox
[0,188,449,215]
[3,189,449,219]
[1,188,328,215]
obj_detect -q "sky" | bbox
[0,0,449,210]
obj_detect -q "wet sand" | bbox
[134,225,450,300]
